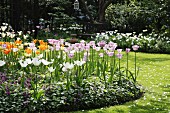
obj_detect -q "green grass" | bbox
[61,52,170,113]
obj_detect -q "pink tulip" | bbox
[68,53,74,58]
[98,40,106,47]
[132,45,139,51]
[117,53,123,59]
[107,51,114,57]
[99,53,104,57]
[117,49,122,53]
[126,48,131,53]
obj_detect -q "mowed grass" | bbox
[61,52,170,113]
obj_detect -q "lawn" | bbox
[63,52,170,113]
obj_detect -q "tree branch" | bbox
[103,0,113,10]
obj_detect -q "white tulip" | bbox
[48,67,55,72]
[62,67,67,72]
[23,35,28,39]
[62,62,74,72]
[32,58,41,66]
[18,31,22,36]
[74,60,86,66]
[25,58,32,64]
[1,32,6,37]
[41,59,52,65]
[64,62,74,69]
[0,60,5,67]
[6,32,11,36]
[10,33,15,38]
[12,48,19,52]
[1,26,7,31]
[37,54,43,59]
[19,60,28,67]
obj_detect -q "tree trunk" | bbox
[10,0,21,31]
[98,0,113,23]
[33,0,39,38]
[79,0,95,23]
[1,0,5,23]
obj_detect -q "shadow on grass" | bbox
[128,85,170,113]
[138,57,170,62]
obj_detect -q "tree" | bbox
[78,0,124,23]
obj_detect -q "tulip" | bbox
[3,49,11,54]
[107,51,114,57]
[25,48,32,54]
[126,48,131,53]
[41,59,52,65]
[18,31,22,36]
[0,60,5,66]
[99,53,104,57]
[132,45,139,51]
[10,33,15,38]
[126,48,130,77]
[117,53,123,59]
[1,32,6,38]
[1,26,7,31]
[19,60,28,67]
[95,47,101,51]
[68,53,74,59]
[32,58,41,66]
[48,67,55,72]
[25,58,32,64]
[98,40,106,47]
[117,49,122,53]
[74,60,86,66]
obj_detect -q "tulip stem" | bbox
[126,53,129,77]
[134,52,137,82]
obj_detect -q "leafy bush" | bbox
[106,2,150,33]
[43,79,143,112]
[106,0,170,34]
[0,78,143,112]
[95,30,170,53]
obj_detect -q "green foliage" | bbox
[106,2,148,32]
[95,31,170,53]
[106,0,170,34]
[31,79,142,112]
[45,0,75,29]
[0,74,142,112]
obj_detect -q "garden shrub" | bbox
[0,78,143,112]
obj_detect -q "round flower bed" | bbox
[0,24,143,113]
[0,77,143,112]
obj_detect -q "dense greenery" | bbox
[1,0,170,35]
[106,0,170,34]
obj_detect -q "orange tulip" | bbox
[13,45,18,48]
[36,50,40,54]
[33,39,37,44]
[15,40,22,45]
[25,48,32,54]
[0,42,4,45]
[39,40,45,45]
[6,44,13,49]
[39,44,47,51]
[3,49,11,54]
